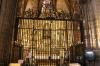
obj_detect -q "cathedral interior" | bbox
[0,0,100,66]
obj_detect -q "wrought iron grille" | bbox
[12,17,85,66]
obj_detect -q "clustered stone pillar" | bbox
[0,0,18,65]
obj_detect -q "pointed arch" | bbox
[37,0,43,16]
[18,0,28,17]
[64,0,71,12]
[52,0,56,10]
[56,0,69,13]
[64,0,80,18]
[0,0,2,12]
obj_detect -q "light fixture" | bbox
[85,50,96,61]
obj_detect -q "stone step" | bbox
[9,63,21,66]
[69,63,81,66]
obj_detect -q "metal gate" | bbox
[13,18,84,66]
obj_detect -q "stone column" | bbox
[0,0,18,65]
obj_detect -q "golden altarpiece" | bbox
[14,0,84,66]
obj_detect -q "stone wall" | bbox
[80,0,98,49]
[94,0,100,48]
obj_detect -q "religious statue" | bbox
[40,0,53,18]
